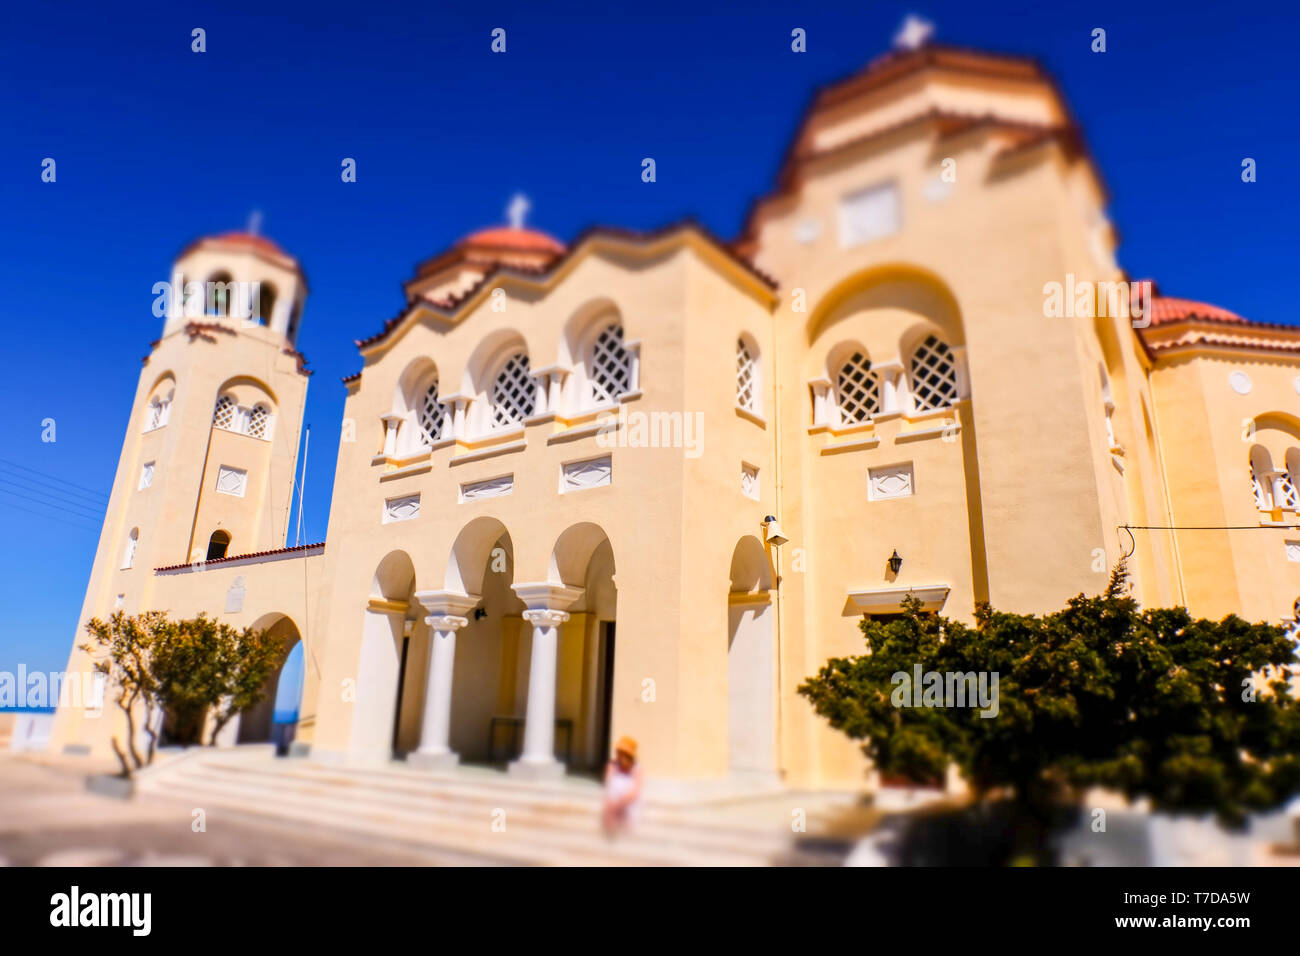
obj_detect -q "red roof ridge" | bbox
[154,541,325,573]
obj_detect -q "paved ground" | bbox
[0,754,497,866]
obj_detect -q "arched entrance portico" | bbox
[727,536,777,779]
[237,613,303,753]
[351,550,416,760]
[546,522,617,774]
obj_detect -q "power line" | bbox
[0,498,100,533]
[1124,524,1300,531]
[0,481,106,522]
[0,466,112,510]
[0,457,110,501]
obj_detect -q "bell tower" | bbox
[51,232,311,755]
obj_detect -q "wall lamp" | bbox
[763,515,789,546]
[887,549,903,575]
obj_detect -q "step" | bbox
[144,774,782,867]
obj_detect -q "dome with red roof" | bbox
[1149,296,1246,326]
[458,226,566,255]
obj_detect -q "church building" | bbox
[50,42,1300,793]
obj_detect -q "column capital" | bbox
[512,581,584,612]
[413,589,481,618]
[522,608,570,627]
[425,614,469,632]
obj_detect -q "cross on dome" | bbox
[893,14,935,51]
[507,193,531,229]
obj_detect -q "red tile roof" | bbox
[460,226,565,254]
[1149,296,1247,326]
[359,220,777,352]
[154,541,325,573]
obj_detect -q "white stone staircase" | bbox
[134,748,858,866]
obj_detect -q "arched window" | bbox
[247,404,270,439]
[1250,446,1274,510]
[736,337,759,414]
[589,323,631,404]
[287,300,302,342]
[1099,364,1120,450]
[121,528,138,570]
[254,282,277,326]
[1279,448,1300,510]
[491,352,535,428]
[146,397,163,431]
[207,271,234,317]
[909,334,959,412]
[417,376,442,445]
[213,395,236,430]
[206,530,231,561]
[836,351,880,424]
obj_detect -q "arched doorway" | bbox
[547,522,617,773]
[351,550,416,760]
[237,613,303,752]
[440,517,521,763]
[727,536,776,778]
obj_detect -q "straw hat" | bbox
[614,736,638,760]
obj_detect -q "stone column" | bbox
[410,590,480,770]
[381,413,403,457]
[509,583,584,779]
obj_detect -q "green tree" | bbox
[798,565,1300,860]
[80,612,169,776]
[151,613,284,747]
[81,612,285,773]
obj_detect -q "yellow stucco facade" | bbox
[50,44,1300,792]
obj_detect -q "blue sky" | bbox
[0,0,1296,690]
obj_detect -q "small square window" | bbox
[741,463,760,501]
[216,465,247,498]
[1286,540,1300,563]
[138,461,155,490]
[839,182,900,247]
[868,463,914,501]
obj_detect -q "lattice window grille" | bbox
[910,335,959,412]
[736,340,757,412]
[836,352,881,424]
[1279,471,1299,510]
[418,379,442,444]
[590,324,631,405]
[1252,471,1270,510]
[213,395,236,430]
[248,405,269,439]
[491,353,535,427]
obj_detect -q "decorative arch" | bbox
[729,535,773,594]
[805,262,964,347]
[143,373,176,432]
[726,535,776,777]
[462,329,534,435]
[560,299,634,412]
[371,549,417,603]
[237,612,304,748]
[548,522,614,587]
[1250,445,1275,510]
[392,357,444,452]
[445,517,512,595]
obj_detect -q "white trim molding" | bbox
[847,585,950,615]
